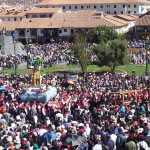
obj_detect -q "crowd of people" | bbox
[0,42,98,69]
[0,68,149,150]
[1,41,148,71]
[128,40,145,49]
[129,50,148,65]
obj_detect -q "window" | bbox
[114,5,116,8]
[114,11,116,14]
[14,18,17,21]
[101,5,103,8]
[123,5,125,8]
[134,11,136,14]
[134,5,136,8]
[128,11,131,14]
[87,5,90,8]
[94,5,96,9]
[107,5,109,7]
[41,30,43,34]
[121,11,123,14]
[59,30,62,33]
[128,5,130,8]
[71,29,74,33]
[75,6,77,9]
[107,11,108,14]
[69,6,71,9]
[8,18,10,21]
[63,6,65,9]
[64,29,67,32]
[81,6,84,9]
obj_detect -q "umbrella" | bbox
[0,87,5,90]
[68,80,74,85]
[0,79,3,83]
[66,77,76,82]
[36,129,48,136]
[0,119,7,125]
[41,131,56,143]
[3,113,10,122]
[61,134,84,147]
[5,87,14,91]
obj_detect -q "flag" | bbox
[147,53,150,60]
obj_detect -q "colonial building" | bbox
[135,10,150,38]
[36,0,150,15]
[0,10,26,21]
[13,10,137,43]
[25,7,61,18]
[0,9,138,43]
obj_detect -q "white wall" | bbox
[59,28,71,36]
[37,3,150,14]
[1,17,23,21]
[37,29,44,36]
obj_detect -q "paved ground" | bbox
[18,62,27,69]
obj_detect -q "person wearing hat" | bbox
[14,135,21,149]
[92,134,103,150]
[124,135,137,150]
[33,144,40,150]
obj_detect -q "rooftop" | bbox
[36,0,150,6]
[16,18,64,29]
[26,7,61,14]
[0,21,20,31]
[0,11,26,18]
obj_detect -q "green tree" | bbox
[92,26,118,44]
[94,38,130,72]
[73,34,89,74]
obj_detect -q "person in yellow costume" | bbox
[32,56,43,85]
[33,68,40,85]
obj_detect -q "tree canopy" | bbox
[93,38,130,72]
[73,34,89,74]
[92,26,118,44]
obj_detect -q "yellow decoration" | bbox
[33,70,40,85]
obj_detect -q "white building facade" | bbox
[36,0,150,15]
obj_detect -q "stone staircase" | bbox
[0,36,26,56]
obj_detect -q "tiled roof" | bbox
[0,21,20,31]
[63,17,127,28]
[26,7,60,14]
[113,14,138,21]
[52,10,97,19]
[36,0,150,6]
[52,10,128,28]
[135,15,150,26]
[0,11,26,18]
[16,18,64,29]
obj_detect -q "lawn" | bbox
[1,64,149,77]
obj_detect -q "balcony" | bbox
[19,34,25,38]
[30,34,37,38]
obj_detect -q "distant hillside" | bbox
[3,0,42,9]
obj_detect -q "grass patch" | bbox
[1,64,149,77]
